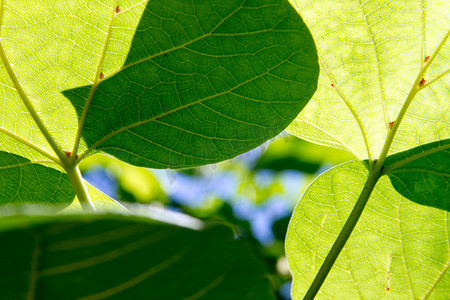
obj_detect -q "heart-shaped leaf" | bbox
[286,161,449,299]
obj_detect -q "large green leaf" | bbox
[63,0,318,168]
[287,0,449,161]
[0,0,318,168]
[286,0,449,298]
[0,214,276,300]
[286,161,449,299]
[0,0,318,205]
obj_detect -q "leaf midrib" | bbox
[377,28,450,170]
[0,127,59,163]
[77,243,194,300]
[78,49,303,161]
[356,0,389,130]
[422,262,450,300]
[27,234,40,300]
[71,0,118,157]
[74,0,246,159]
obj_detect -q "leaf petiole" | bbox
[65,165,95,212]
[303,162,382,300]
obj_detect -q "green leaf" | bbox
[0,214,276,300]
[62,0,318,168]
[285,0,449,297]
[0,149,123,209]
[0,0,318,205]
[0,151,73,206]
[384,139,450,211]
[287,0,449,161]
[286,161,449,299]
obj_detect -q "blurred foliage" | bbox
[80,154,167,204]
[255,135,355,174]
[79,133,353,299]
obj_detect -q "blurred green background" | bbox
[79,132,354,299]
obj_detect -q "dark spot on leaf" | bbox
[419,78,426,87]
[100,72,104,79]
[389,121,394,129]
[425,56,430,62]
[163,53,167,57]
[331,83,334,87]
[66,152,71,157]
[116,6,121,13]
[386,287,390,291]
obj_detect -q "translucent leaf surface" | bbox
[0,0,318,167]
[287,161,449,299]
[285,1,449,298]
[0,0,318,205]
[0,214,276,300]
[62,0,318,168]
[287,0,449,161]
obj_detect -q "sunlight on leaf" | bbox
[286,0,449,298]
[63,0,318,168]
[287,161,449,299]
[287,0,449,161]
[0,0,318,205]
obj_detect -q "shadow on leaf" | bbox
[0,151,74,207]
[62,0,318,169]
[383,139,449,212]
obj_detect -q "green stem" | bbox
[303,163,382,300]
[65,165,95,212]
